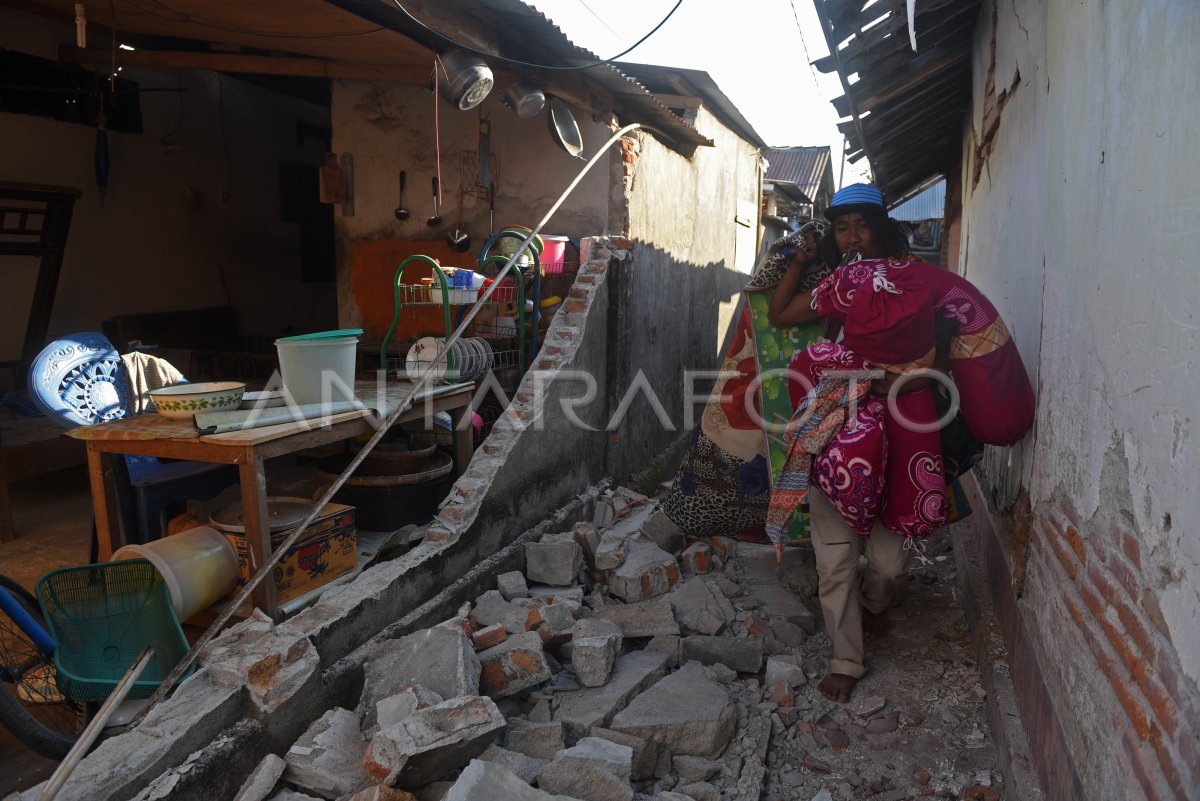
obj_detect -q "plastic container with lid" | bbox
[275,329,361,406]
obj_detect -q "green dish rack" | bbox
[35,559,194,702]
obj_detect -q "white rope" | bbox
[903,535,934,566]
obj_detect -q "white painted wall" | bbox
[0,7,335,370]
[959,0,1200,797]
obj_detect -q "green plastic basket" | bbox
[34,560,194,702]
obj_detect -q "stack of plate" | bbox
[404,336,494,382]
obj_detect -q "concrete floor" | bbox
[0,466,94,795]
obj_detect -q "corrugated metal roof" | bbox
[889,178,946,221]
[614,62,767,148]
[325,0,716,153]
[763,146,832,203]
[813,0,983,198]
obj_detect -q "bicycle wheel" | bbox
[0,574,88,759]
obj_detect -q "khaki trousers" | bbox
[808,488,909,678]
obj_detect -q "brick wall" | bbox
[1022,504,1198,801]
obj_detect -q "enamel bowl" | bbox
[148,382,246,419]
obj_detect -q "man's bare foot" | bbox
[863,609,889,637]
[818,672,856,702]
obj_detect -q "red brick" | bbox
[459,618,475,639]
[1042,525,1079,581]
[1112,599,1158,664]
[524,606,544,631]
[1096,613,1143,676]
[1107,555,1142,602]
[746,613,769,640]
[543,345,568,356]
[1079,581,1107,619]
[609,237,633,250]
[1063,593,1089,633]
[1141,592,1174,639]
[770,680,794,708]
[1100,656,1153,741]
[1121,531,1143,569]
[1122,731,1167,801]
[472,624,507,651]
[575,273,598,284]
[1064,526,1087,564]
[568,287,589,300]
[1147,724,1188,801]
[563,299,588,313]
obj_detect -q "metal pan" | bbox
[547,97,585,159]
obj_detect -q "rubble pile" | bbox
[235,487,1003,801]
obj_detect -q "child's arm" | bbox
[769,255,822,325]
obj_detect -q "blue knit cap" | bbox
[824,183,885,220]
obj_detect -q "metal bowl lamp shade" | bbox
[502,80,546,118]
[433,49,494,110]
[547,96,585,158]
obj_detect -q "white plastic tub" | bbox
[112,526,238,621]
[276,334,359,406]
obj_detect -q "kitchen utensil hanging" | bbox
[446,187,470,253]
[394,170,409,220]
[427,176,442,227]
[547,97,585,159]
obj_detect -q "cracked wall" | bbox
[958,1,1200,800]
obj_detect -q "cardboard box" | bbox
[221,502,357,604]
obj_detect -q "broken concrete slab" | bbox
[573,522,601,566]
[645,635,681,668]
[497,571,530,601]
[590,728,659,782]
[553,650,671,741]
[591,600,679,638]
[533,603,577,647]
[444,759,580,801]
[764,655,806,689]
[358,627,482,732]
[537,738,634,801]
[480,745,548,784]
[610,661,736,759]
[505,719,566,760]
[478,631,553,698]
[595,530,630,571]
[639,509,684,555]
[364,695,506,788]
[283,707,366,800]
[471,590,530,634]
[472,623,508,651]
[672,756,720,784]
[341,787,418,801]
[233,753,287,801]
[268,791,322,801]
[666,578,735,637]
[680,543,712,575]
[527,532,584,586]
[607,537,680,602]
[202,610,321,718]
[528,585,586,613]
[571,618,623,688]
[680,636,763,674]
[376,685,444,731]
[674,783,720,801]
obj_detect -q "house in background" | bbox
[814,1,1200,800]
[763,145,835,223]
[888,176,947,264]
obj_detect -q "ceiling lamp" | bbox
[502,80,546,118]
[434,49,494,111]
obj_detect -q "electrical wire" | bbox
[121,0,387,39]
[787,0,823,93]
[574,0,628,45]
[390,0,683,71]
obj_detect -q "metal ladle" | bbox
[426,176,443,227]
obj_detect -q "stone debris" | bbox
[233,753,287,801]
[444,760,580,801]
[571,618,623,687]
[667,578,735,636]
[537,737,634,801]
[358,627,481,731]
[680,636,763,674]
[269,791,322,801]
[479,744,547,784]
[364,695,507,788]
[497,571,530,601]
[592,599,680,638]
[611,661,736,758]
[206,488,1003,801]
[679,542,712,574]
[282,707,366,800]
[505,719,566,760]
[527,532,584,586]
[606,537,680,602]
[478,631,553,698]
[202,611,320,717]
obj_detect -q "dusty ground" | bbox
[733,529,1005,801]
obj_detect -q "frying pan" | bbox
[547,97,585,159]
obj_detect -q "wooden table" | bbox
[71,379,475,618]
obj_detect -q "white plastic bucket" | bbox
[112,526,238,621]
[275,335,358,406]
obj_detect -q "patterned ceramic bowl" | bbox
[148,382,246,419]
